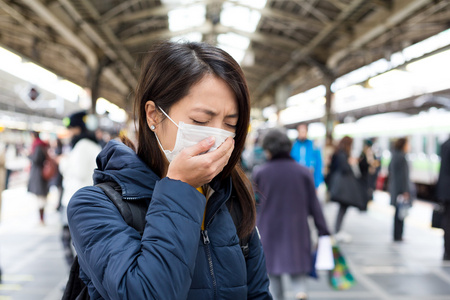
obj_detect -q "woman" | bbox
[27,131,49,224]
[67,41,272,299]
[388,137,411,242]
[327,136,364,242]
[253,129,330,300]
[358,139,380,206]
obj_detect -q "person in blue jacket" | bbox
[67,41,272,300]
[290,123,323,189]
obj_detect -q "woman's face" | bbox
[150,74,238,153]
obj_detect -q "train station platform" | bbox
[0,174,449,300]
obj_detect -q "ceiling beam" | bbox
[101,0,141,22]
[327,0,434,69]
[254,0,368,98]
[295,0,330,24]
[123,22,214,46]
[20,0,98,68]
[16,0,131,96]
[104,1,211,25]
[58,0,137,88]
[123,22,301,50]
[105,1,323,32]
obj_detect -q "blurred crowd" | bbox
[0,118,449,300]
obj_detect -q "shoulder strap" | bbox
[63,182,148,300]
[96,182,148,236]
[61,256,90,300]
[227,195,251,260]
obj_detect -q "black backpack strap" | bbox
[96,182,148,236]
[227,195,251,260]
[62,256,90,300]
[63,182,149,300]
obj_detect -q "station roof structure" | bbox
[1,0,449,112]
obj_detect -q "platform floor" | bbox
[0,176,449,300]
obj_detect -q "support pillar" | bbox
[274,83,291,126]
[87,58,109,115]
[324,79,335,146]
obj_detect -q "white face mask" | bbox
[154,107,236,162]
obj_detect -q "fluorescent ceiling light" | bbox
[228,0,267,9]
[218,32,250,49]
[287,85,325,106]
[55,80,83,103]
[333,28,450,92]
[218,32,250,64]
[406,49,450,73]
[368,70,408,89]
[221,2,262,32]
[167,4,205,32]
[96,97,128,123]
[0,47,21,70]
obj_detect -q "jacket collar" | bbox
[93,140,159,200]
[204,176,233,228]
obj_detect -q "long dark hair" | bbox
[336,136,353,156]
[394,137,408,152]
[124,41,255,238]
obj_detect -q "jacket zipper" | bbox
[201,229,217,299]
[200,190,230,299]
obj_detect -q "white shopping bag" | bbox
[315,235,335,270]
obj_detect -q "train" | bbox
[297,108,450,200]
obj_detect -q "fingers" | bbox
[166,137,235,188]
[205,137,234,163]
[200,137,234,173]
[183,136,215,157]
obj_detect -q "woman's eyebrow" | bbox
[225,113,238,119]
[192,108,238,118]
[193,108,217,116]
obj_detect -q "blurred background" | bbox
[0,0,450,299]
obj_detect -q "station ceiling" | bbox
[1,0,449,114]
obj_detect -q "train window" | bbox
[422,136,427,154]
[436,136,441,156]
[411,135,421,154]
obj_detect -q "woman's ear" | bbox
[145,101,159,129]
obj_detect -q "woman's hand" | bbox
[166,137,235,188]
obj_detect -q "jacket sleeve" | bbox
[290,141,299,162]
[306,173,330,236]
[246,228,273,300]
[313,148,323,188]
[67,177,206,300]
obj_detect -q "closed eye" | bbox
[226,123,237,129]
[192,119,208,125]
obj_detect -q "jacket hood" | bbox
[93,140,160,200]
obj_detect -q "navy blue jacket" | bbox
[67,140,272,299]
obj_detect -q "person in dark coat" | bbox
[359,139,380,205]
[67,41,272,299]
[436,136,450,260]
[27,131,49,224]
[253,129,330,300]
[388,137,411,242]
[327,136,364,242]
